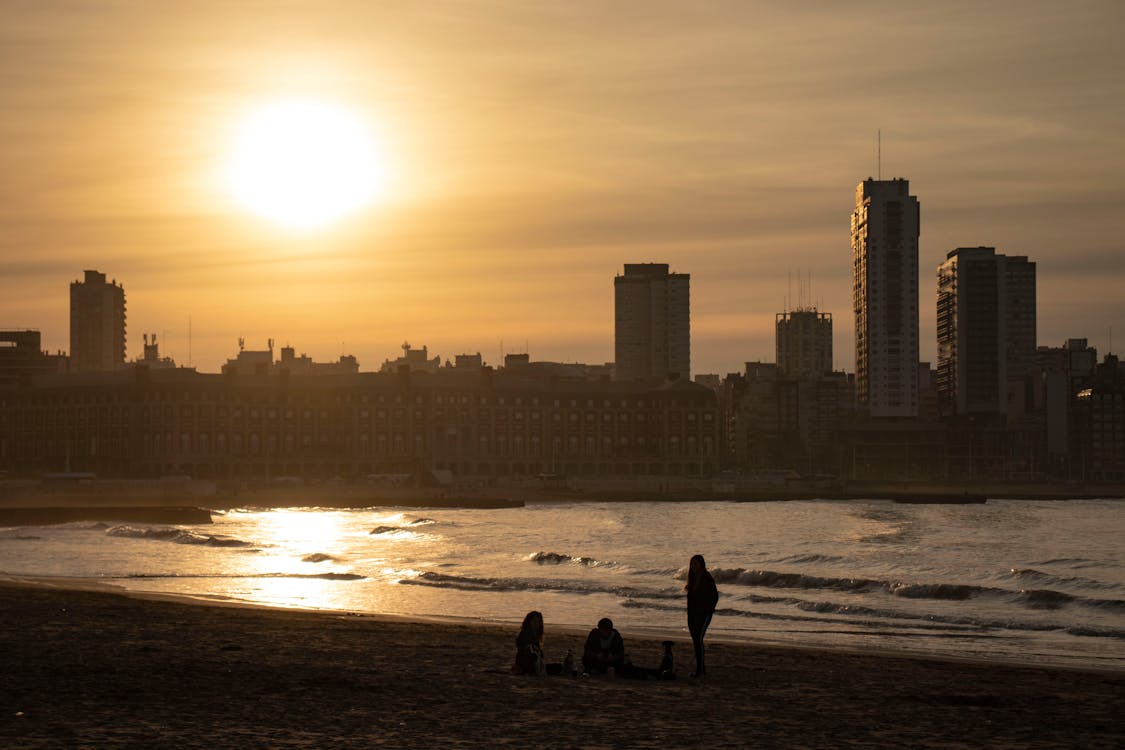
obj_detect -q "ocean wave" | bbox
[1017,589,1076,609]
[625,595,1125,641]
[369,526,415,536]
[774,553,846,564]
[888,582,981,600]
[404,516,437,526]
[1026,557,1108,570]
[106,525,255,548]
[1066,625,1125,640]
[526,551,608,567]
[706,567,880,593]
[695,565,1110,607]
[1003,567,1119,591]
[402,571,677,600]
[302,553,335,563]
[631,567,682,577]
[1080,595,1125,612]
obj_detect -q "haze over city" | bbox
[3,1,1123,374]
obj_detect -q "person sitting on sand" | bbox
[582,617,627,676]
[512,610,547,676]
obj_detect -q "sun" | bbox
[226,100,388,229]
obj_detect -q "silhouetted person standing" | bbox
[685,554,718,677]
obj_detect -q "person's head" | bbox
[689,554,707,575]
[521,610,544,641]
[686,554,709,591]
[597,617,614,637]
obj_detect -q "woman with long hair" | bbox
[512,610,546,675]
[685,554,719,677]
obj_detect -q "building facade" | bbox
[0,368,720,480]
[851,179,920,417]
[614,263,690,381]
[776,310,832,378]
[936,247,1037,417]
[0,330,67,389]
[69,270,126,372]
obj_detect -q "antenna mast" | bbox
[878,130,882,180]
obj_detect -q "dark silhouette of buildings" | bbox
[130,333,177,370]
[1072,354,1125,480]
[614,263,690,381]
[0,367,719,480]
[70,270,126,372]
[776,309,832,378]
[222,339,359,377]
[2,170,1119,489]
[0,330,67,389]
[852,179,920,418]
[936,247,1037,417]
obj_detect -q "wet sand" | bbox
[1,581,1122,749]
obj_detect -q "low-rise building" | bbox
[0,368,719,480]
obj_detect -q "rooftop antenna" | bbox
[188,314,192,367]
[877,129,882,181]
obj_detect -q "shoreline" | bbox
[2,580,1122,749]
[1,490,1122,518]
[4,573,1121,678]
[4,478,1125,513]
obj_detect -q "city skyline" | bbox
[3,1,1123,374]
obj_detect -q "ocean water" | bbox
[2,499,1123,672]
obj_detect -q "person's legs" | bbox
[688,612,713,675]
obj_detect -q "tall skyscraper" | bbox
[70,269,126,372]
[614,263,690,380]
[851,178,920,417]
[936,247,1037,416]
[776,309,832,378]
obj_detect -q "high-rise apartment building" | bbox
[936,247,1036,416]
[851,178,920,417]
[70,269,126,372]
[614,263,690,380]
[776,309,832,378]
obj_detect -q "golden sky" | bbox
[2,1,1123,374]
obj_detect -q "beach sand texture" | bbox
[1,583,1122,749]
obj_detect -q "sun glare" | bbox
[226,100,387,229]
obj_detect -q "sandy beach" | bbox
[0,582,1121,749]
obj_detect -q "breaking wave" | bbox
[302,553,335,563]
[526,551,608,567]
[402,570,676,600]
[106,525,254,548]
[369,526,416,536]
[690,566,1125,613]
